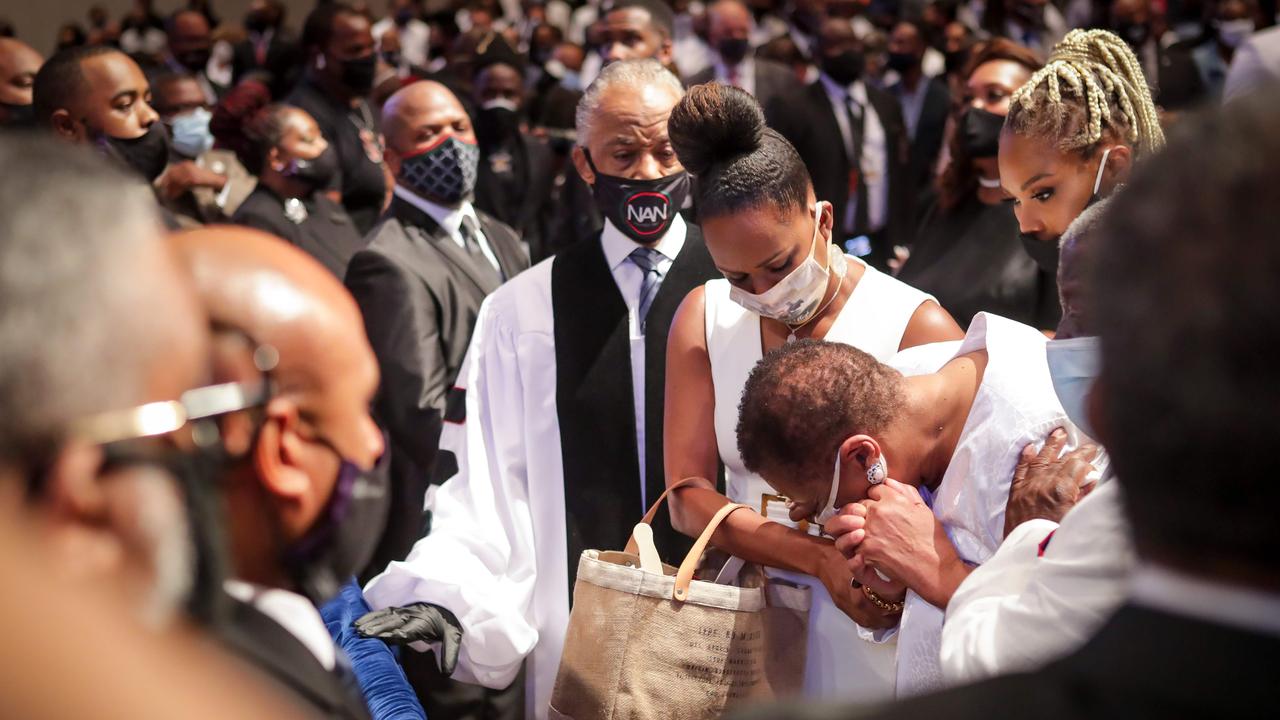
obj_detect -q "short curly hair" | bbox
[737,340,904,493]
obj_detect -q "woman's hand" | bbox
[813,544,900,629]
[852,479,971,609]
[823,503,867,559]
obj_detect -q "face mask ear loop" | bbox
[1092,146,1114,196]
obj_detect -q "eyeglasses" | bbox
[72,344,280,450]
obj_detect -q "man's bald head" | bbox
[381,80,475,187]
[0,38,43,124]
[172,227,375,418]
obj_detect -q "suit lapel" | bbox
[219,597,370,719]
[551,236,640,597]
[477,212,525,280]
[391,197,498,295]
[808,82,852,178]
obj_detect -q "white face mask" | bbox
[1045,335,1101,440]
[729,201,847,326]
[1091,146,1113,197]
[813,447,887,525]
[1216,18,1256,49]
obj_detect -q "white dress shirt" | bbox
[940,479,1133,684]
[393,184,503,275]
[224,579,337,671]
[599,214,687,504]
[819,75,889,234]
[713,56,756,96]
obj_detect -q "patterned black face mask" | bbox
[397,134,480,204]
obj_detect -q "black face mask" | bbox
[585,151,691,245]
[719,37,751,65]
[822,50,865,86]
[340,53,378,95]
[102,123,171,182]
[1114,21,1150,48]
[1020,232,1060,274]
[177,49,212,72]
[944,48,970,75]
[476,105,521,145]
[885,51,918,74]
[282,146,339,191]
[244,12,271,34]
[282,435,390,606]
[959,106,1005,159]
[0,102,35,128]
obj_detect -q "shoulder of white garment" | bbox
[477,253,557,337]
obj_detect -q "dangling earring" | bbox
[866,457,886,485]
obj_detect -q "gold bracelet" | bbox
[861,584,905,614]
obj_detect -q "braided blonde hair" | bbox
[1007,29,1165,159]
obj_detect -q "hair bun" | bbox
[669,83,766,177]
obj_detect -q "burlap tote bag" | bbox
[549,479,810,719]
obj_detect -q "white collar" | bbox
[1131,563,1280,638]
[393,184,479,238]
[714,55,754,80]
[819,73,868,106]
[224,580,337,670]
[600,214,687,272]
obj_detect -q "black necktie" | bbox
[845,97,870,237]
[460,214,503,284]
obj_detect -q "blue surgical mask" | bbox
[170,107,214,158]
[1045,335,1101,440]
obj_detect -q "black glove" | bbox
[355,603,464,676]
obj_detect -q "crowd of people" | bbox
[1,1,1278,719]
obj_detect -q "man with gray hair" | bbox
[358,59,719,719]
[0,134,212,628]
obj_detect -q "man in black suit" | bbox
[685,0,797,110]
[175,226,389,720]
[470,36,559,263]
[232,0,302,98]
[886,19,951,194]
[768,18,914,270]
[735,89,1280,720]
[346,79,529,583]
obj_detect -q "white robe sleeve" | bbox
[363,296,539,690]
[939,481,1133,683]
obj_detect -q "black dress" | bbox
[232,185,368,279]
[899,194,1061,330]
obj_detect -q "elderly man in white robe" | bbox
[353,58,721,720]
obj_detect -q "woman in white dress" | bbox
[660,83,964,701]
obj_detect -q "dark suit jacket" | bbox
[474,132,557,264]
[733,603,1280,720]
[232,186,368,280]
[218,596,372,720]
[768,80,914,269]
[232,33,303,98]
[1155,43,1208,110]
[891,75,951,194]
[686,57,800,111]
[345,198,529,572]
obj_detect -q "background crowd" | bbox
[0,1,1278,719]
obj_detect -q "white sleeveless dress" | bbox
[703,256,941,702]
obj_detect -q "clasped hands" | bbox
[824,478,969,612]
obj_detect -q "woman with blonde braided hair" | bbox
[999,28,1165,277]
